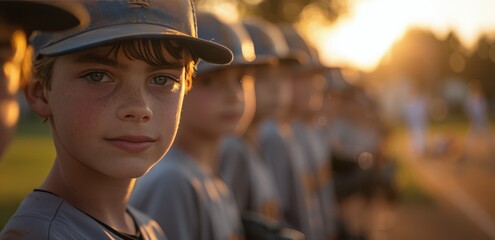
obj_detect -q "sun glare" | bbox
[316,0,409,72]
[302,0,495,72]
[0,100,20,127]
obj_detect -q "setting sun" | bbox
[301,0,495,72]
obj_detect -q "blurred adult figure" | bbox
[463,80,493,162]
[403,84,428,157]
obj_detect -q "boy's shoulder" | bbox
[220,137,250,157]
[133,147,208,196]
[130,147,212,212]
[126,206,166,239]
[1,191,166,240]
[0,191,98,239]
[144,147,204,182]
[259,120,278,136]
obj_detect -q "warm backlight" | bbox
[302,0,495,72]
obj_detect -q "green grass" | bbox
[395,160,435,205]
[385,125,436,205]
[385,121,484,205]
[0,121,54,228]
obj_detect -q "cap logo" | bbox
[127,0,150,8]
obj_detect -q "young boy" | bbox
[130,11,254,240]
[0,1,232,239]
[218,17,304,240]
[258,24,335,240]
[280,25,337,240]
[220,15,288,225]
[0,1,88,161]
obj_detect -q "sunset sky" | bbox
[302,0,495,72]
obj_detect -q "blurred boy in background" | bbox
[219,17,304,240]
[0,1,87,161]
[327,85,382,240]
[280,25,337,240]
[257,24,331,240]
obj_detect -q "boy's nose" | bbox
[117,90,153,122]
[119,107,152,122]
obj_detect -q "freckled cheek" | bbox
[52,93,106,134]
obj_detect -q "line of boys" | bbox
[0,1,339,240]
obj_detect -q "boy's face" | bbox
[291,70,326,120]
[180,67,249,138]
[28,46,186,178]
[254,66,292,120]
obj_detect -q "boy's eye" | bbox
[151,75,179,86]
[81,71,111,83]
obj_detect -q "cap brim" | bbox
[250,54,300,66]
[196,53,270,75]
[0,1,88,32]
[279,54,304,65]
[37,24,233,65]
[298,63,327,74]
[252,55,278,66]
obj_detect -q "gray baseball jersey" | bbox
[0,190,166,240]
[219,137,281,221]
[259,120,326,240]
[292,121,338,239]
[130,147,244,240]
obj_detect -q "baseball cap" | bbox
[196,11,256,74]
[30,0,233,65]
[242,18,302,65]
[0,1,89,33]
[279,24,324,72]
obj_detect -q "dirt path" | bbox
[368,129,495,240]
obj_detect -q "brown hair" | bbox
[33,38,195,91]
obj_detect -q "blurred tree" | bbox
[437,32,468,118]
[464,37,495,104]
[438,32,466,76]
[385,29,443,92]
[377,29,495,119]
[194,0,347,24]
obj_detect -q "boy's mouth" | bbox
[105,135,156,153]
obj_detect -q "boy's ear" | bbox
[24,77,51,118]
